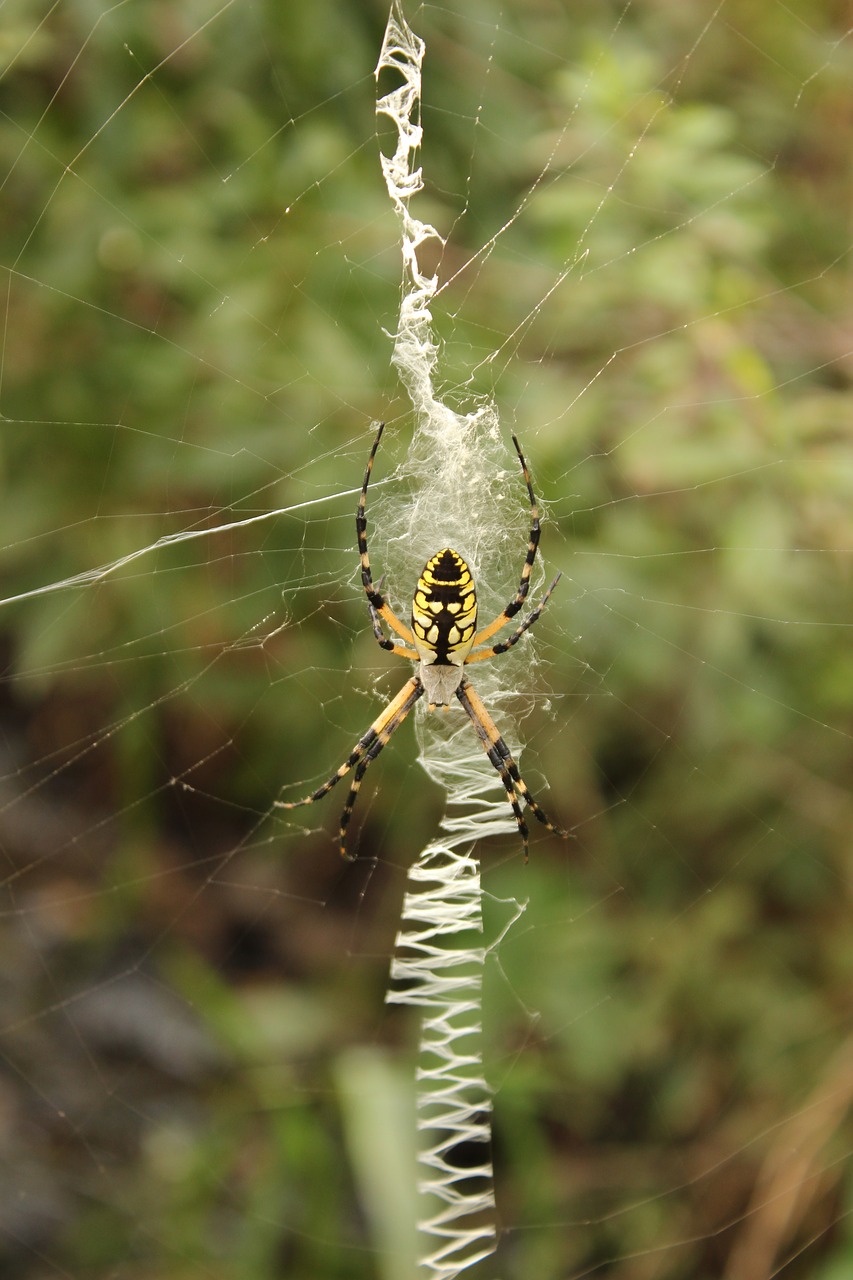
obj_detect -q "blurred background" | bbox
[1,0,852,1277]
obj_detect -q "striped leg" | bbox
[456,679,570,862]
[276,675,424,859]
[369,601,417,661]
[357,422,415,650]
[465,572,561,664]
[468,434,542,650]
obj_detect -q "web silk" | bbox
[374,2,539,1273]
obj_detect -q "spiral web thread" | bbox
[376,4,510,1274]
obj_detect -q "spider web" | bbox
[1,2,852,1279]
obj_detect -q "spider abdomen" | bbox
[411,548,478,669]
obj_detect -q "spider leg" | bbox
[465,572,561,664]
[357,422,414,648]
[369,601,419,661]
[456,678,570,862]
[276,675,424,859]
[469,434,542,649]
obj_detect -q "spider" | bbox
[277,422,570,861]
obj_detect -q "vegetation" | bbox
[1,1,851,1277]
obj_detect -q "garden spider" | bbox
[277,422,570,861]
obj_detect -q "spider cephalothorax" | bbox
[277,423,570,861]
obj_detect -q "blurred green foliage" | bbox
[1,1,853,1278]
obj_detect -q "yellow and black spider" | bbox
[278,422,570,861]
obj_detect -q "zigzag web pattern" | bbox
[376,3,517,1273]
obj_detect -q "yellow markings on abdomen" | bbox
[411,548,478,665]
